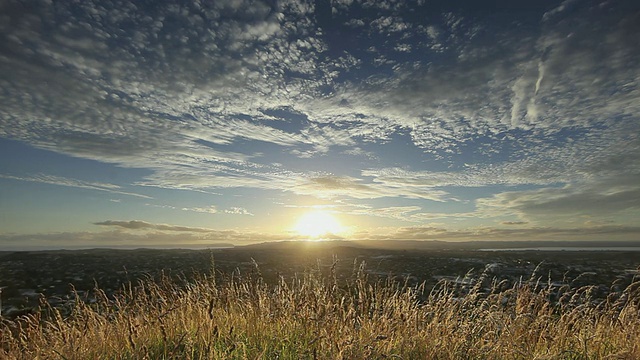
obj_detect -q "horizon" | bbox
[3,238,640,253]
[1,0,639,249]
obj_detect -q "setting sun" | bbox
[293,211,344,239]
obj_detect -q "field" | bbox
[1,241,640,359]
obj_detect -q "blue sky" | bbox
[1,0,639,249]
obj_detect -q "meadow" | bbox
[1,258,639,360]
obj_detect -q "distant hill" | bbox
[238,239,640,251]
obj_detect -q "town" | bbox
[2,241,639,319]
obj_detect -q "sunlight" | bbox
[293,211,344,239]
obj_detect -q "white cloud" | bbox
[183,206,218,214]
[394,44,411,52]
[179,204,252,217]
[345,19,365,27]
[224,207,254,216]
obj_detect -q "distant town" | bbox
[2,240,639,319]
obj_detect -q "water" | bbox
[478,247,640,252]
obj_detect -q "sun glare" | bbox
[294,211,344,239]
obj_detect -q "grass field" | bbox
[2,261,639,359]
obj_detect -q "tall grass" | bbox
[1,260,639,359]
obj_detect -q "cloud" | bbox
[279,201,473,223]
[358,224,640,242]
[346,205,474,222]
[0,229,285,250]
[292,175,450,201]
[3,222,639,251]
[0,0,637,222]
[477,176,640,221]
[350,206,422,221]
[182,205,254,216]
[0,173,151,199]
[93,220,215,233]
[182,206,218,214]
[224,207,254,216]
[295,0,640,169]
[362,159,579,190]
[296,176,373,197]
[501,221,529,225]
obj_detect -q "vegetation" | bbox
[1,261,639,359]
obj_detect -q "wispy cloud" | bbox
[0,173,151,199]
[0,230,282,250]
[358,224,640,242]
[93,220,214,233]
[2,222,639,251]
[501,221,529,226]
[224,207,254,216]
[182,206,218,214]
[180,206,253,216]
[476,176,640,221]
[293,175,451,201]
[345,205,474,222]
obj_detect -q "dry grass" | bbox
[1,260,639,359]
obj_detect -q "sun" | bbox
[293,211,344,239]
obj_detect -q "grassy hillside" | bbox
[2,262,639,359]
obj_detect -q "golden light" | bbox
[293,211,344,239]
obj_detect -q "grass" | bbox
[1,260,639,359]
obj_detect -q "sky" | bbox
[0,0,639,249]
